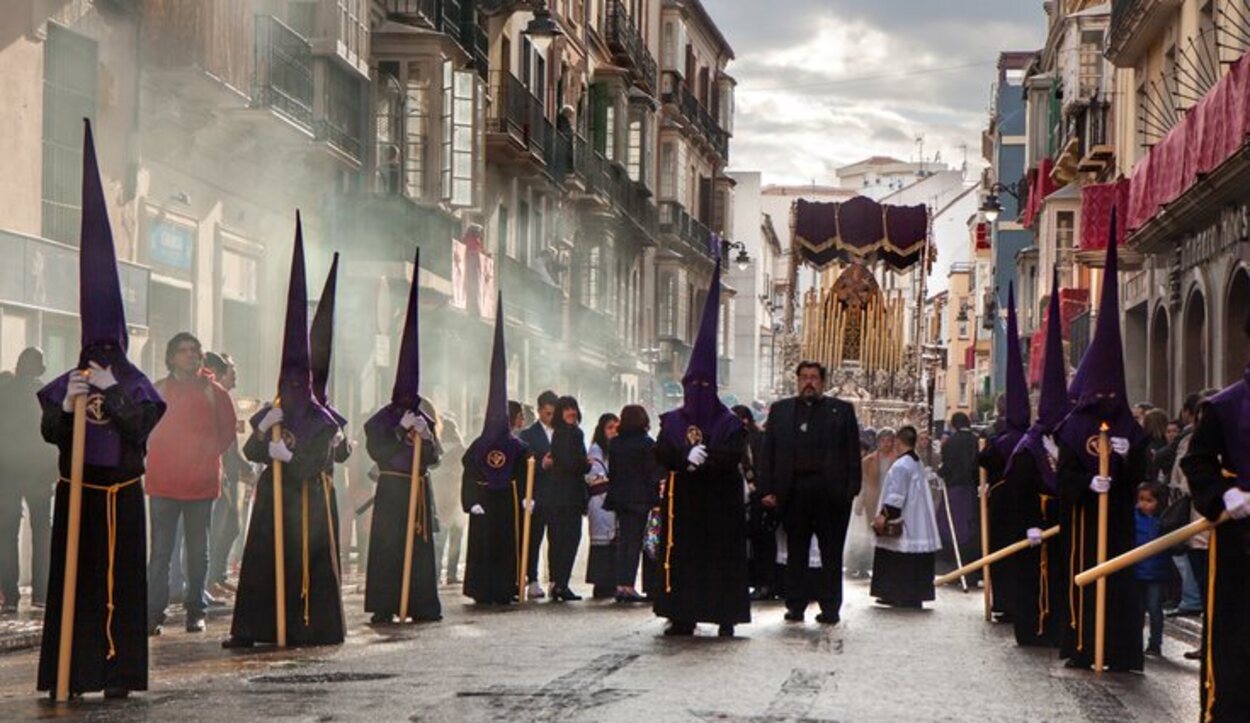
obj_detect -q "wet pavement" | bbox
[0,576,1200,722]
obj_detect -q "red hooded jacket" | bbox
[145,370,237,501]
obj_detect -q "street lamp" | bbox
[979,193,1002,223]
[522,1,563,55]
[980,180,1023,224]
[721,238,752,271]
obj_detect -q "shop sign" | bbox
[147,218,195,271]
[1181,203,1250,271]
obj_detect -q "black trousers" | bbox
[525,506,548,584]
[615,505,650,587]
[0,486,53,606]
[784,477,852,615]
[546,505,583,589]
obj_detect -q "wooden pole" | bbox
[271,416,287,648]
[979,437,992,621]
[54,392,88,703]
[399,431,424,621]
[1094,423,1110,676]
[518,457,537,601]
[937,475,969,592]
[664,471,677,593]
[936,526,1061,585]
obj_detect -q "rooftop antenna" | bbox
[915,134,926,175]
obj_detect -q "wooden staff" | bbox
[936,526,1060,585]
[1094,422,1110,676]
[518,457,537,601]
[399,427,424,621]
[54,391,88,703]
[834,305,845,368]
[937,474,969,592]
[1077,514,1227,587]
[270,403,288,647]
[664,471,677,593]
[979,437,992,621]
[858,305,867,363]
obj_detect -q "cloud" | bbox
[709,0,1047,184]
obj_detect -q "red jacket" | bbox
[145,371,237,501]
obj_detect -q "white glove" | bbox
[1089,475,1111,494]
[1110,437,1130,458]
[332,429,346,448]
[523,499,535,512]
[268,440,294,463]
[258,406,284,433]
[87,361,117,390]
[62,370,90,413]
[470,504,485,516]
[1223,487,1250,520]
[686,444,708,469]
[1026,527,1044,547]
[1042,435,1059,461]
[411,414,431,441]
[399,410,419,430]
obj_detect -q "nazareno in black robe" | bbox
[461,452,528,605]
[653,429,750,627]
[1057,443,1145,671]
[980,441,1017,618]
[995,453,1066,647]
[37,388,163,694]
[230,425,345,646]
[363,423,442,621]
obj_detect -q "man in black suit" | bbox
[759,361,862,624]
[518,390,559,600]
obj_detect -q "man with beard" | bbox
[760,361,862,625]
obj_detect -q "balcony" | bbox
[486,70,552,172]
[1106,0,1183,67]
[661,72,730,160]
[605,0,657,94]
[384,0,489,81]
[316,59,367,163]
[659,201,715,259]
[141,0,254,97]
[252,15,315,130]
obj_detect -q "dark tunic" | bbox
[230,426,344,645]
[363,423,441,621]
[461,455,525,605]
[37,387,163,694]
[981,442,1016,616]
[1181,386,1250,722]
[996,453,1066,647]
[653,429,750,626]
[1057,443,1145,671]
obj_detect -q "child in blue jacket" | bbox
[1134,482,1170,656]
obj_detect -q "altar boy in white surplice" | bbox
[870,426,942,608]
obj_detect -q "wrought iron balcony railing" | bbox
[253,15,314,129]
[605,0,657,94]
[661,71,729,159]
[659,200,714,259]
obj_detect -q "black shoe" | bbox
[615,591,647,603]
[718,625,735,638]
[1165,607,1202,618]
[1184,648,1204,661]
[663,621,695,636]
[551,587,582,602]
[784,610,804,623]
[221,637,253,649]
[185,616,206,633]
[1064,659,1091,670]
[1145,646,1162,657]
[816,612,840,625]
[103,687,130,699]
[370,613,393,624]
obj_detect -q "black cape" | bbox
[460,453,527,605]
[363,424,442,621]
[37,389,163,694]
[653,430,750,626]
[230,427,345,646]
[1057,443,1145,671]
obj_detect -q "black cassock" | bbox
[461,454,526,605]
[996,454,1066,647]
[37,388,163,694]
[363,426,441,621]
[1057,444,1144,671]
[653,431,750,626]
[980,442,1017,617]
[230,426,344,646]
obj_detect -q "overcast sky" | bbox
[711,1,1048,184]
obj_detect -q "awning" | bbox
[1079,179,1130,250]
[791,196,930,271]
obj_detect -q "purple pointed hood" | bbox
[993,283,1030,460]
[391,247,422,410]
[1057,208,1146,471]
[310,252,346,428]
[660,256,741,449]
[1007,267,1071,493]
[37,119,164,467]
[251,213,336,448]
[466,293,528,489]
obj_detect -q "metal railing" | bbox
[317,59,366,161]
[659,200,714,258]
[253,15,314,129]
[385,0,488,80]
[661,71,730,159]
[605,0,657,94]
[488,70,530,137]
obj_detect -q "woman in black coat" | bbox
[605,405,661,602]
[547,396,590,601]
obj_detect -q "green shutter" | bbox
[591,83,609,154]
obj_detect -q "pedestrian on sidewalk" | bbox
[546,396,590,602]
[937,413,981,579]
[759,361,862,625]
[0,347,56,612]
[586,413,619,599]
[518,390,559,600]
[605,405,659,603]
[145,333,237,635]
[1134,482,1169,657]
[870,426,942,609]
[203,352,252,601]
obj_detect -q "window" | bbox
[659,141,676,198]
[534,204,545,268]
[221,249,259,303]
[604,103,616,161]
[518,200,530,266]
[627,112,643,181]
[445,65,477,207]
[584,244,601,310]
[42,23,98,246]
[658,272,676,337]
[1056,211,1075,250]
[603,236,617,314]
[499,205,512,258]
[374,64,403,194]
[405,62,432,200]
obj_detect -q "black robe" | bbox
[461,454,526,605]
[1057,443,1145,671]
[996,454,1066,647]
[653,430,750,626]
[37,389,163,694]
[230,426,344,646]
[363,425,441,621]
[1181,398,1250,721]
[980,443,1017,617]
